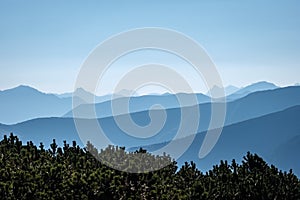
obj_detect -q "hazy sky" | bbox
[0,0,300,94]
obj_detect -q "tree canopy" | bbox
[0,133,299,199]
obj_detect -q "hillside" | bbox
[138,105,300,176]
[64,93,211,118]
[227,81,278,100]
[0,86,71,124]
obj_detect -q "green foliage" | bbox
[0,133,300,199]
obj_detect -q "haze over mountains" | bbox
[136,105,300,176]
[0,86,143,124]
[227,81,278,100]
[206,81,278,100]
[0,81,300,174]
[1,84,299,146]
[0,85,71,124]
[0,81,280,124]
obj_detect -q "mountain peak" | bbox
[16,85,34,89]
[206,85,239,97]
[6,85,41,93]
[73,87,95,97]
[250,81,277,87]
[241,81,278,92]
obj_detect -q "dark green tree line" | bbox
[0,133,300,199]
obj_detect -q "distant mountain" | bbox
[0,85,72,124]
[63,93,211,118]
[56,88,99,99]
[0,117,81,147]
[206,85,239,97]
[65,86,300,131]
[56,88,135,103]
[115,89,140,97]
[1,104,300,175]
[227,81,278,100]
[71,88,119,105]
[0,86,120,124]
[0,82,284,124]
[1,83,299,177]
[0,108,185,148]
[55,91,73,98]
[1,85,300,147]
[225,85,240,95]
[224,86,300,124]
[136,105,300,176]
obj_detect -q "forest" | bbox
[0,133,300,199]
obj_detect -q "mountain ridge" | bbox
[227,81,278,100]
[1,104,299,175]
[135,105,300,175]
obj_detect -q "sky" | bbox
[0,0,300,95]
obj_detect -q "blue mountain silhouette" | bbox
[0,85,71,124]
[0,82,282,124]
[227,81,278,100]
[0,85,300,175]
[136,105,300,176]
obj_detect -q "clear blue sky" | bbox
[0,0,300,94]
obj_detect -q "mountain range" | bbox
[137,105,300,176]
[0,91,299,174]
[227,81,278,100]
[0,81,281,124]
[0,81,299,175]
[1,83,299,145]
[0,85,71,125]
[65,86,300,133]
